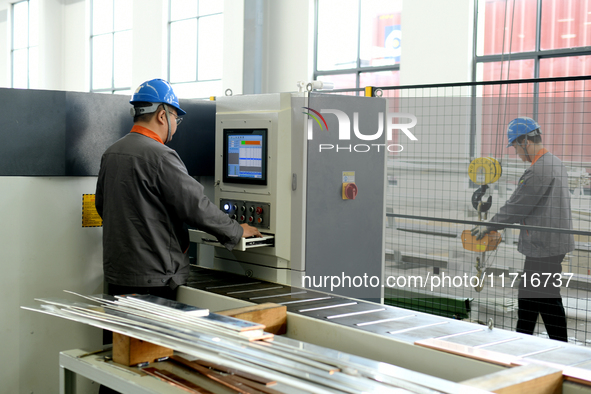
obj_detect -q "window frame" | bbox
[313,0,401,91]
[11,0,37,89]
[167,0,224,91]
[473,0,591,82]
[89,0,132,94]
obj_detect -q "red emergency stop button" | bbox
[343,183,358,200]
[255,206,263,215]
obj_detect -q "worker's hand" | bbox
[471,225,492,241]
[240,223,263,238]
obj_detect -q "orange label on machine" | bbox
[82,194,103,227]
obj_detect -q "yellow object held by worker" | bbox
[461,230,502,252]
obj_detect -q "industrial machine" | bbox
[190,92,387,301]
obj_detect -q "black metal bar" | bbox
[320,75,591,93]
[386,213,591,237]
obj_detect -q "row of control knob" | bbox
[220,199,270,229]
[223,204,264,216]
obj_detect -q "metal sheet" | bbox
[184,266,591,389]
[299,302,387,320]
[389,323,483,344]
[284,298,351,313]
[249,291,309,301]
[434,328,514,348]
[524,346,591,366]
[573,360,591,371]
[344,314,439,336]
[318,309,416,327]
[209,283,287,296]
[279,297,335,305]
[481,337,565,357]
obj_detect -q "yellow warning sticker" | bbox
[342,171,355,183]
[82,194,103,227]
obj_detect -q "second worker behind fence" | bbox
[472,116,574,342]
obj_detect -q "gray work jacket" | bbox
[489,150,575,257]
[96,127,243,288]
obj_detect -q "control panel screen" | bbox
[223,129,267,185]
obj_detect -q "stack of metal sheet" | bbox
[23,292,485,394]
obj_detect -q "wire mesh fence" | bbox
[324,76,591,345]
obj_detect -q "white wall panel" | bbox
[0,177,104,394]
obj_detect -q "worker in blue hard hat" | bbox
[472,116,574,342]
[129,78,186,144]
[95,78,262,301]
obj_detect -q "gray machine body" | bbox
[201,92,386,300]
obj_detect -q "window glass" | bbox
[13,2,29,49]
[360,70,399,87]
[359,0,402,67]
[92,34,114,90]
[12,0,38,88]
[478,59,535,81]
[540,55,591,78]
[171,0,198,20]
[169,0,224,95]
[541,0,591,50]
[198,14,223,80]
[113,30,132,88]
[93,0,114,35]
[29,0,38,47]
[477,59,535,96]
[170,19,198,83]
[317,0,359,71]
[477,0,536,56]
[114,0,132,31]
[29,46,38,89]
[12,49,28,89]
[317,74,357,90]
[199,0,223,16]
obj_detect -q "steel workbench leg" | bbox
[60,366,76,394]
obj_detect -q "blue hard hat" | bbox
[130,79,186,116]
[506,117,541,147]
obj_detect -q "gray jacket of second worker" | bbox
[96,131,243,288]
[489,151,575,257]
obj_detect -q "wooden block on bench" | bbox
[112,332,173,366]
[217,303,287,335]
[461,363,563,394]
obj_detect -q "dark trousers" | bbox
[516,297,568,342]
[99,284,178,394]
[516,254,568,342]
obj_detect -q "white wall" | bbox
[0,177,104,394]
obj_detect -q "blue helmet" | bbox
[506,117,541,147]
[130,79,186,116]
